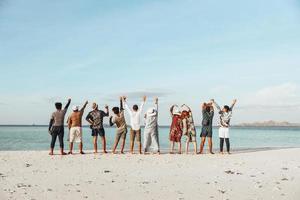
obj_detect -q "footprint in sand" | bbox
[25,163,32,168]
[281,168,288,171]
[218,190,226,194]
[281,178,289,181]
[225,170,235,175]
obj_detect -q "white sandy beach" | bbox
[0,148,300,200]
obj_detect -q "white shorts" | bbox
[69,127,82,143]
[219,127,229,138]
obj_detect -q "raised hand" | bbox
[143,96,147,102]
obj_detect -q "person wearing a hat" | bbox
[181,104,197,154]
[199,100,215,154]
[86,103,109,154]
[169,105,183,154]
[143,98,160,154]
[48,98,71,156]
[67,101,88,155]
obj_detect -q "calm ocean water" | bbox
[0,126,299,151]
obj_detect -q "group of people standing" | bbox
[48,96,237,156]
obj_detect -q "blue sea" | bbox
[0,126,299,151]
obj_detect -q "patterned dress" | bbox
[169,115,183,142]
[186,114,197,142]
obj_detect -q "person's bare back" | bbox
[68,101,88,128]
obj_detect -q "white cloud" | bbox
[241,83,300,107]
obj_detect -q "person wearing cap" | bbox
[48,98,71,156]
[181,104,197,154]
[169,105,183,154]
[67,101,88,155]
[199,100,215,154]
[123,96,147,154]
[211,99,237,154]
[143,98,160,154]
[86,103,109,154]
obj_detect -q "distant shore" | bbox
[1,148,300,200]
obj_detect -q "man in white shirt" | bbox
[124,96,146,154]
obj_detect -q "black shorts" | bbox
[200,126,213,138]
[92,128,105,137]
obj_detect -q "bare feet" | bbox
[103,151,108,154]
[68,152,73,155]
[49,152,54,156]
[210,151,215,155]
[61,152,67,155]
[80,152,85,155]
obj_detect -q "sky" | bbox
[1,0,300,125]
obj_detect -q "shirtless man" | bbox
[67,101,88,155]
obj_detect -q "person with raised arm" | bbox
[124,96,146,154]
[143,98,160,154]
[48,98,71,156]
[199,101,215,154]
[181,104,197,154]
[212,99,237,154]
[86,103,109,154]
[110,97,127,154]
[169,105,183,154]
[67,101,88,155]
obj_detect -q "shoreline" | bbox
[0,146,297,154]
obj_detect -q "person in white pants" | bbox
[143,98,160,154]
[212,99,237,154]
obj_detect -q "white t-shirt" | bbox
[125,102,145,131]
